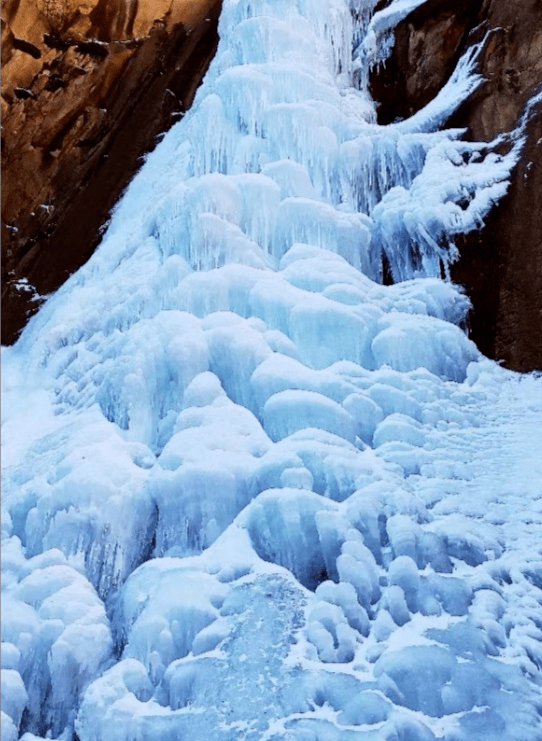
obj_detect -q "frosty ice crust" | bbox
[2,1,541,740]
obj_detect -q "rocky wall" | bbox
[369,0,542,371]
[1,0,222,343]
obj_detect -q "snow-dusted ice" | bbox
[2,0,541,740]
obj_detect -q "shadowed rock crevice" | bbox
[369,0,485,125]
[369,0,542,371]
[452,101,542,371]
[2,0,222,344]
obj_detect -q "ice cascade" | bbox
[2,1,541,740]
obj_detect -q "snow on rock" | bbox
[2,0,541,740]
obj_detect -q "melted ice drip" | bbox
[1,1,541,741]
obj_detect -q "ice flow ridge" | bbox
[1,1,541,741]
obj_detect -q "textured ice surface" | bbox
[2,0,541,740]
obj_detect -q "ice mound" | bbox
[2,0,541,740]
[1,511,112,739]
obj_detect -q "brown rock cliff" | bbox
[2,0,222,344]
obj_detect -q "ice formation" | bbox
[2,1,541,740]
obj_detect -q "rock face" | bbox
[452,100,542,372]
[1,0,222,344]
[369,0,542,372]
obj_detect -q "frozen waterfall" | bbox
[2,1,541,740]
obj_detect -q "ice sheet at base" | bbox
[2,0,541,740]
